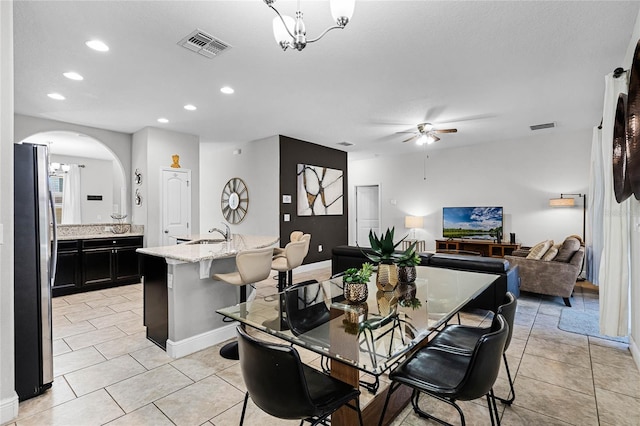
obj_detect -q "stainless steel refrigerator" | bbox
[14,143,57,401]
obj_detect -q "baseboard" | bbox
[629,335,640,372]
[0,392,19,426]
[165,323,237,358]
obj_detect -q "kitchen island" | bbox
[137,234,278,358]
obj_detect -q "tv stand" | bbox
[435,239,520,258]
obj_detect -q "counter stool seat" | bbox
[272,234,310,292]
[213,246,274,360]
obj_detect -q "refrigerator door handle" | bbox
[49,190,58,286]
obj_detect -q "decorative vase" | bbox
[343,281,368,304]
[397,265,417,283]
[375,263,398,291]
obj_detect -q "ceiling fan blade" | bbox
[433,128,457,134]
[431,135,441,143]
[402,134,419,143]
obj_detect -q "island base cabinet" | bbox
[52,240,81,297]
[142,254,168,349]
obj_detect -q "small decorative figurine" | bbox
[171,154,180,168]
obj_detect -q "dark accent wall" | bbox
[279,135,348,264]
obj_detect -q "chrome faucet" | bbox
[208,222,231,241]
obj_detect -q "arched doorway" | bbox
[20,131,127,224]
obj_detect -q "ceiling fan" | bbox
[401,123,457,145]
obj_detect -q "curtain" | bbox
[61,164,81,224]
[598,72,631,337]
[588,126,604,284]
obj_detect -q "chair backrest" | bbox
[237,326,318,419]
[284,239,308,269]
[497,292,517,351]
[457,314,508,401]
[300,233,311,256]
[236,246,274,284]
[289,231,304,243]
[284,280,330,336]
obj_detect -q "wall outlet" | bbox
[167,273,174,289]
[284,214,290,222]
[318,244,323,252]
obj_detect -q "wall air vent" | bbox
[530,122,556,131]
[337,141,353,146]
[178,29,231,59]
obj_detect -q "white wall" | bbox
[0,1,18,423]
[14,114,132,217]
[199,136,279,238]
[50,154,115,224]
[349,129,591,249]
[132,127,199,247]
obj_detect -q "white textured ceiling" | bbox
[13,1,640,160]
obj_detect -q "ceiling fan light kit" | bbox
[402,122,457,145]
[265,0,355,51]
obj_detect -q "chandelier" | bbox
[264,0,355,51]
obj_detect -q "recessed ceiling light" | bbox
[157,118,169,123]
[63,71,84,81]
[85,40,109,52]
[220,86,234,94]
[184,104,197,111]
[47,93,65,100]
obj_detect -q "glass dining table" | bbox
[217,265,498,426]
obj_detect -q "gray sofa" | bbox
[504,246,584,306]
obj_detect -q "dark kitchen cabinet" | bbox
[81,236,143,287]
[52,240,81,297]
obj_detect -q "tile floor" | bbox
[9,268,640,426]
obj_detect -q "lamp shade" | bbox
[272,15,295,45]
[549,197,575,207]
[405,216,424,229]
[330,0,355,22]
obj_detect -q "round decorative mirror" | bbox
[221,177,249,224]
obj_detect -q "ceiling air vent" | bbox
[337,141,354,147]
[178,29,231,59]
[530,122,556,131]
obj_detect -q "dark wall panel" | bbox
[279,136,348,264]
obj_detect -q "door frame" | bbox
[354,184,381,247]
[160,167,192,246]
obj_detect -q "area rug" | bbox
[558,308,629,343]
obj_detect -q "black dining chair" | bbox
[427,292,517,404]
[236,326,363,426]
[378,314,509,426]
[284,280,331,337]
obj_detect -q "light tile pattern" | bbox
[15,271,640,426]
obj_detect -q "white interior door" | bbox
[355,185,380,247]
[161,168,191,246]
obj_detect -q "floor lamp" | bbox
[549,193,586,279]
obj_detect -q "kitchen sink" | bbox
[185,239,225,245]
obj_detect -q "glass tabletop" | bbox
[217,266,497,375]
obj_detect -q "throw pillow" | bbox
[542,243,561,261]
[526,240,553,260]
[554,237,581,262]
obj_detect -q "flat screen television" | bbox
[442,206,503,240]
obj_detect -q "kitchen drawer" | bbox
[57,239,80,252]
[81,236,143,250]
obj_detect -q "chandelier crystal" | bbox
[264,0,355,51]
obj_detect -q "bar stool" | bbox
[271,236,309,292]
[213,246,274,360]
[273,230,303,256]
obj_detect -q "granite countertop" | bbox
[56,224,144,241]
[137,234,279,263]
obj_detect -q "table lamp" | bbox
[405,216,424,239]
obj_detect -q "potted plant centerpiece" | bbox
[361,227,405,291]
[342,262,374,304]
[397,243,420,283]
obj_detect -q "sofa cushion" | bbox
[526,240,553,260]
[554,237,581,263]
[542,243,561,261]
